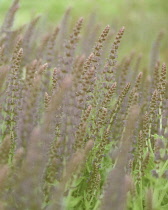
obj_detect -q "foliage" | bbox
[0,1,167,210]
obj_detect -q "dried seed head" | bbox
[0,136,11,165]
[145,188,154,210]
[84,140,94,153]
[0,165,9,189]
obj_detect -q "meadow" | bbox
[0,0,167,61]
[0,0,168,209]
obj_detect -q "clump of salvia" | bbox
[0,1,167,210]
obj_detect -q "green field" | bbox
[0,0,167,60]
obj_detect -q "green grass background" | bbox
[0,0,167,62]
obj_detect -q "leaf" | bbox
[68,196,83,208]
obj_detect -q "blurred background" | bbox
[0,0,167,63]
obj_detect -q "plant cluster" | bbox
[0,1,167,210]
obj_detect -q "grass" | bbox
[0,0,168,209]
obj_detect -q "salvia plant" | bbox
[0,1,167,210]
